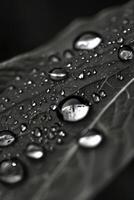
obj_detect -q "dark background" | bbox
[0,0,128,62]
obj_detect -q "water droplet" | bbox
[27,80,32,85]
[60,90,65,96]
[50,104,57,111]
[58,130,66,137]
[78,73,85,79]
[25,143,44,159]
[15,76,21,81]
[99,90,107,98]
[49,55,60,63]
[117,74,124,81]
[117,37,124,44]
[49,68,67,81]
[93,70,97,75]
[18,89,23,94]
[0,131,16,147]
[20,124,27,132]
[66,63,72,68]
[19,105,24,111]
[74,32,102,50]
[123,19,129,25]
[118,46,133,61]
[0,159,24,184]
[51,126,57,132]
[123,30,127,34]
[78,129,103,148]
[32,102,36,107]
[92,93,100,103]
[63,50,73,59]
[56,138,63,145]
[47,132,55,140]
[58,96,90,122]
[32,128,42,138]
[8,85,15,91]
[87,71,91,76]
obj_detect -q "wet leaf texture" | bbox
[0,0,134,200]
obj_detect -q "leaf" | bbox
[0,1,134,200]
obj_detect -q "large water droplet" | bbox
[58,96,90,122]
[0,159,24,184]
[49,68,67,81]
[78,129,103,148]
[74,32,102,50]
[0,131,16,147]
[25,144,44,159]
[118,46,133,61]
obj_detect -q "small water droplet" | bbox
[118,46,133,61]
[51,126,57,132]
[56,137,63,145]
[123,30,127,34]
[21,124,27,132]
[15,76,21,81]
[8,85,15,91]
[58,96,90,122]
[78,129,103,148]
[78,73,85,80]
[49,68,67,81]
[63,50,73,59]
[19,105,24,111]
[50,104,57,111]
[92,93,100,103]
[0,131,16,147]
[123,19,129,25]
[58,130,66,137]
[47,132,56,140]
[66,63,72,68]
[27,80,32,85]
[74,32,102,50]
[117,37,124,44]
[49,55,60,63]
[32,128,42,138]
[60,90,65,96]
[18,89,23,94]
[117,74,124,81]
[99,90,107,98]
[0,159,24,184]
[87,71,91,76]
[25,143,44,159]
[93,70,97,75]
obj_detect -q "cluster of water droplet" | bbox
[0,13,133,186]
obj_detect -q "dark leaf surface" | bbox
[0,1,134,200]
